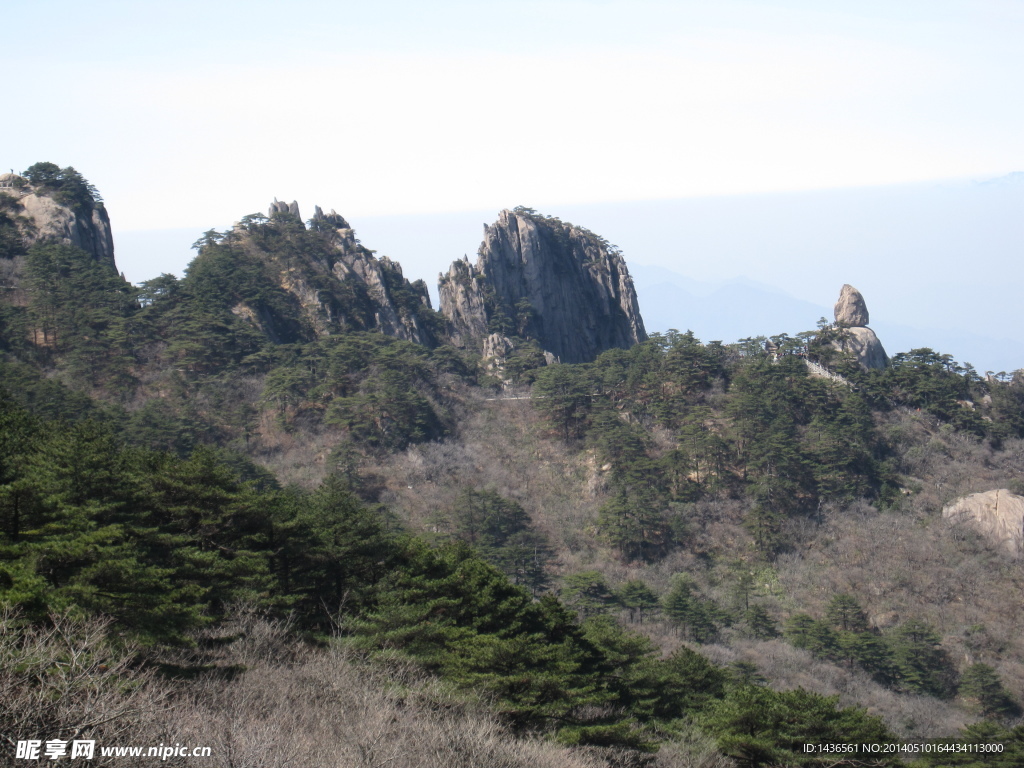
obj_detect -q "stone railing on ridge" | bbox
[803,358,852,387]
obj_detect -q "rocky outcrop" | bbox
[439,257,489,348]
[269,199,301,220]
[0,173,116,269]
[829,284,888,370]
[834,284,869,326]
[227,201,437,346]
[838,327,888,370]
[481,332,516,376]
[438,209,646,363]
[943,489,1024,557]
[312,205,436,345]
[312,205,348,229]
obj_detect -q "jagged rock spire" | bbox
[244,200,437,346]
[312,205,350,229]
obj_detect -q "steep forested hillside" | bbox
[2,167,1024,767]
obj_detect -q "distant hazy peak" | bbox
[977,171,1024,187]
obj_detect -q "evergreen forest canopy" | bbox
[1,164,1024,766]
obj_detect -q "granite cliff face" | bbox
[943,489,1024,557]
[0,172,116,269]
[307,204,436,345]
[834,283,870,327]
[830,284,888,370]
[222,202,438,346]
[438,209,646,364]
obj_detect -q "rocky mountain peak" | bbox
[1,169,116,269]
[223,198,438,347]
[311,205,350,230]
[438,208,646,364]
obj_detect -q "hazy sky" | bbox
[6,1,1023,231]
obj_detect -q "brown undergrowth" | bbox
[0,609,731,768]
[370,398,1024,740]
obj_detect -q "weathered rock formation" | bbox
[269,198,301,220]
[0,172,116,269]
[438,209,646,364]
[228,201,437,346]
[313,206,435,345]
[481,332,516,376]
[834,284,869,327]
[838,327,889,370]
[943,489,1024,557]
[830,284,888,370]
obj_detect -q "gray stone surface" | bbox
[481,332,517,377]
[834,284,869,326]
[266,199,436,346]
[268,199,301,220]
[313,206,349,229]
[826,284,888,370]
[835,326,889,370]
[438,209,646,363]
[482,332,515,363]
[943,489,1024,557]
[16,192,116,269]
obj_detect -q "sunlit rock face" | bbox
[2,173,116,269]
[439,209,646,364]
[309,205,436,346]
[830,284,888,370]
[215,200,439,346]
[944,489,1024,557]
[834,284,870,327]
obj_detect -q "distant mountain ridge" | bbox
[629,264,833,343]
[63,171,1024,373]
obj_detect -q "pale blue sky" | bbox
[5,1,1023,228]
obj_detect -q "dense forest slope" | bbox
[2,165,1024,767]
